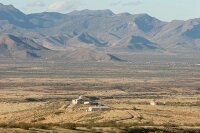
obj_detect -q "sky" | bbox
[0,0,199,21]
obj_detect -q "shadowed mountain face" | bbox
[0,34,47,51]
[77,33,108,47]
[0,3,200,60]
[184,23,200,39]
[0,3,32,28]
[0,34,48,58]
[133,14,164,33]
[112,36,160,52]
[127,36,158,50]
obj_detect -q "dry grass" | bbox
[0,88,199,126]
[0,58,200,132]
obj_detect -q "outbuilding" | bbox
[150,101,157,106]
[72,96,84,104]
[72,99,84,104]
[88,105,109,112]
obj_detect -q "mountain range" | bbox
[0,3,200,61]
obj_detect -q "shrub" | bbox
[61,123,76,130]
[25,98,38,102]
[163,122,178,128]
[0,123,51,130]
[54,111,64,115]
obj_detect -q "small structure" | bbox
[88,105,109,112]
[84,101,90,105]
[150,100,157,106]
[78,96,83,99]
[72,96,84,105]
[72,99,83,104]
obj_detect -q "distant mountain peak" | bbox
[133,13,165,32]
[134,13,164,23]
[117,12,132,16]
[0,3,21,11]
[0,3,200,58]
[0,3,31,28]
[68,9,114,16]
[134,13,151,18]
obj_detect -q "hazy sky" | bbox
[0,0,199,21]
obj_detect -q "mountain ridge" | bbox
[0,3,200,61]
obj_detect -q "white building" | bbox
[78,96,83,99]
[84,101,90,105]
[72,99,83,104]
[88,105,109,112]
[150,101,157,106]
[72,96,84,104]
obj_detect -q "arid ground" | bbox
[0,54,200,133]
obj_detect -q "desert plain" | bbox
[0,54,200,133]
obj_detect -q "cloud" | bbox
[48,0,81,12]
[27,1,46,7]
[111,0,143,6]
[111,0,122,6]
[123,1,143,6]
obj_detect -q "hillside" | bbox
[0,3,200,61]
[0,34,48,58]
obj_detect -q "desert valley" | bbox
[0,2,200,133]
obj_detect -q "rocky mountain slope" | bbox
[0,3,200,61]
